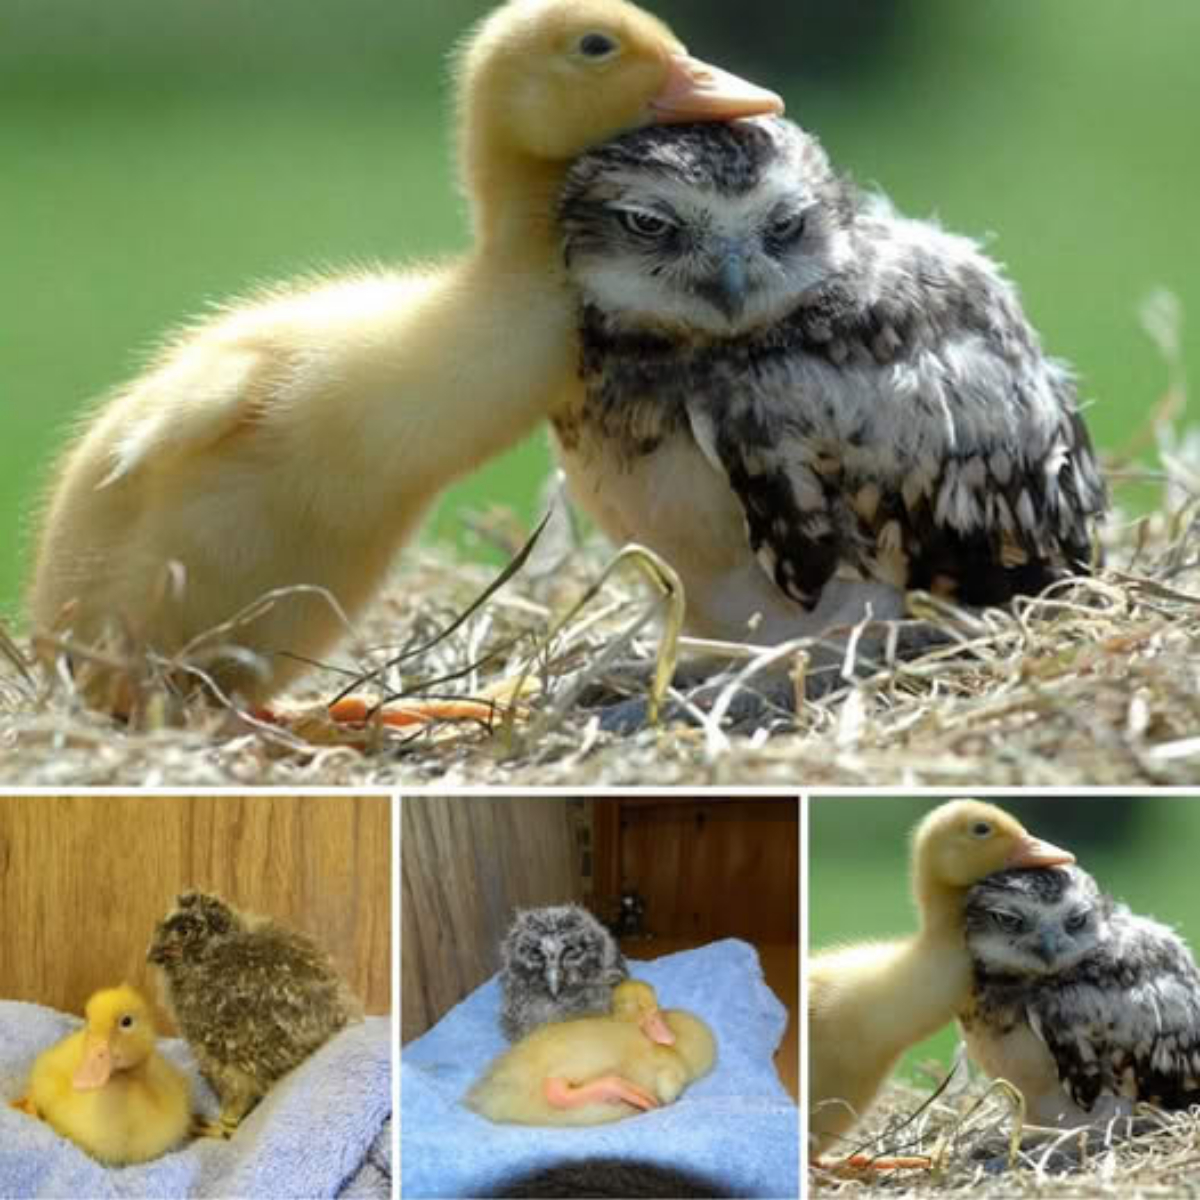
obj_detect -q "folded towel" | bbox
[401,938,799,1199]
[0,1000,392,1199]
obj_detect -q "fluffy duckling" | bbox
[465,979,716,1125]
[29,0,782,719]
[13,985,190,1165]
[808,799,1073,1159]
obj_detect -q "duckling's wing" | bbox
[100,340,272,486]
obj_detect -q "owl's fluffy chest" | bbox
[959,996,1099,1128]
[553,414,830,644]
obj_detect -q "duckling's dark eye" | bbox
[119,1015,135,1029]
[971,821,994,838]
[618,207,674,238]
[578,32,619,59]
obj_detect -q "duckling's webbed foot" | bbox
[544,1073,659,1111]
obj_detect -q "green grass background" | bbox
[809,796,1200,1080]
[4,0,1198,622]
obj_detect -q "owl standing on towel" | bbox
[961,865,1200,1127]
[499,904,628,1041]
[552,116,1106,704]
[147,890,363,1137]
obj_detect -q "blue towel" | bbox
[0,1000,392,1199]
[401,938,799,1199]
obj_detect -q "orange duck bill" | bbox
[1006,835,1075,869]
[651,54,784,123]
[72,1035,113,1091]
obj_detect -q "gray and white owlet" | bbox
[960,865,1200,1128]
[498,903,628,1041]
[553,117,1107,689]
[147,890,363,1137]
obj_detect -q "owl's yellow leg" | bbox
[544,1074,660,1111]
[194,1070,261,1139]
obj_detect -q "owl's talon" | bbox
[192,1116,236,1140]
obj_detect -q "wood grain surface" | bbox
[0,793,392,1023]
[401,795,588,1042]
[596,796,800,942]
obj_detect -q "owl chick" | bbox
[146,889,363,1138]
[499,904,628,1041]
[553,117,1106,703]
[960,865,1200,1128]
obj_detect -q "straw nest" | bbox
[812,1065,1200,1200]
[2,306,1196,788]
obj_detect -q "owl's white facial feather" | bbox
[966,866,1105,977]
[561,120,851,338]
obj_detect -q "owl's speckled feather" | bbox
[961,866,1200,1127]
[499,904,627,1042]
[147,890,362,1136]
[553,117,1107,660]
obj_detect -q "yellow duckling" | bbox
[29,0,782,720]
[13,985,191,1165]
[808,799,1074,1160]
[465,979,716,1125]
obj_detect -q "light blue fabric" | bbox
[0,1001,392,1199]
[401,938,800,1199]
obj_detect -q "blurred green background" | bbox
[809,795,1200,1080]
[4,0,1198,623]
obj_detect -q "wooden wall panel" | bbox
[0,794,392,1024]
[599,797,799,943]
[401,796,588,1043]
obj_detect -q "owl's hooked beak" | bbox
[545,965,561,997]
[697,244,751,323]
[1034,928,1067,967]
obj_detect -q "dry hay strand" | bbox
[1,478,1198,787]
[812,1068,1200,1199]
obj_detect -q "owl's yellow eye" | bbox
[992,910,1025,933]
[767,209,806,243]
[618,207,674,238]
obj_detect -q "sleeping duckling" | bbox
[13,985,190,1165]
[465,979,716,1125]
[808,799,1073,1159]
[28,0,782,720]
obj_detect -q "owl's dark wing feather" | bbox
[1026,916,1200,1112]
[687,250,1107,611]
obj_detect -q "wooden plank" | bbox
[0,794,392,1024]
[603,797,799,942]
